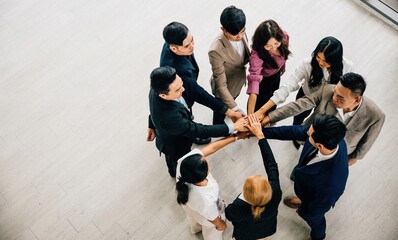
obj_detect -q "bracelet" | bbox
[233,133,238,141]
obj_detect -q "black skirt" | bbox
[254,71,281,113]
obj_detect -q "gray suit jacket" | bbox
[268,84,385,160]
[208,32,250,109]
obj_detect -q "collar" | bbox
[176,148,203,180]
[307,145,339,165]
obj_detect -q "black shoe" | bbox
[292,140,300,149]
[193,137,211,145]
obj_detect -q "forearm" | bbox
[247,93,257,114]
[258,139,280,188]
[186,75,225,113]
[200,135,236,157]
[210,216,226,230]
[262,125,309,141]
[217,88,238,110]
[148,115,155,129]
[268,96,316,123]
[256,99,276,116]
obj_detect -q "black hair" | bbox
[150,66,177,95]
[311,114,346,150]
[220,6,246,35]
[163,22,189,46]
[176,154,208,205]
[251,20,291,69]
[340,72,367,96]
[309,36,344,87]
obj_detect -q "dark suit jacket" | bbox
[225,139,282,240]
[263,125,349,215]
[160,43,227,113]
[148,89,229,155]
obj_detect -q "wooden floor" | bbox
[0,0,397,239]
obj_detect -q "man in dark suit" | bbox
[148,66,246,177]
[148,21,243,145]
[263,114,348,240]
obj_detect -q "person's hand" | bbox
[233,117,249,132]
[247,114,265,140]
[235,131,252,140]
[146,128,156,141]
[261,115,271,127]
[254,110,265,122]
[216,220,227,231]
[237,108,247,117]
[348,157,357,166]
[226,109,244,123]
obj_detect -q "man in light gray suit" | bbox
[261,72,385,166]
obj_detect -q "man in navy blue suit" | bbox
[147,22,244,145]
[263,114,348,240]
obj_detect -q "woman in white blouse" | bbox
[256,36,352,148]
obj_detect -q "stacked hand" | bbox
[227,109,246,123]
[246,114,265,140]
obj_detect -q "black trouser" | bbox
[293,87,312,125]
[212,97,238,125]
[158,139,192,177]
[254,72,281,113]
[298,207,328,240]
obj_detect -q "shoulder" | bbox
[230,197,249,207]
[361,97,386,119]
[342,57,353,72]
[177,148,205,177]
[303,57,312,65]
[299,57,313,70]
[250,49,259,56]
[249,50,261,60]
[320,83,335,94]
[209,32,226,52]
[160,44,176,66]
[282,31,289,42]
[338,140,348,155]
[342,57,353,66]
[180,148,203,162]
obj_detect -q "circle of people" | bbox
[147,6,385,240]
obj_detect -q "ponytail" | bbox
[243,175,272,219]
[176,178,189,205]
[251,205,266,219]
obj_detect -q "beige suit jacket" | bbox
[268,84,385,160]
[208,32,250,109]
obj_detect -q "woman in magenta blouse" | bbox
[246,20,291,114]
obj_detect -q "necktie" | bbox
[301,148,318,166]
[177,97,189,111]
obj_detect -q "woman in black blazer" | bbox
[225,114,282,239]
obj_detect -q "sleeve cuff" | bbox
[231,105,239,112]
[227,123,234,134]
[246,80,260,95]
[270,95,283,105]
